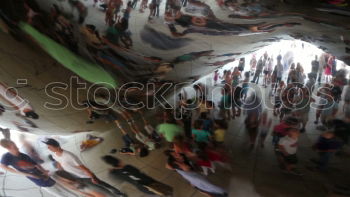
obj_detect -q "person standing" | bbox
[278,128,303,176]
[312,131,341,171]
[251,56,264,84]
[213,70,219,86]
[259,110,272,148]
[0,139,78,197]
[318,53,327,84]
[330,55,337,77]
[293,88,315,132]
[325,55,333,83]
[231,67,241,87]
[42,138,126,197]
[311,55,320,81]
[241,71,250,101]
[155,0,161,17]
[243,93,262,149]
[295,63,306,86]
[238,57,245,72]
[263,57,271,87]
[249,54,257,77]
[274,55,284,93]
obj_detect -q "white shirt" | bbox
[176,170,226,194]
[279,136,298,155]
[53,150,90,178]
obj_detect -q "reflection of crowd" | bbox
[204,47,349,177]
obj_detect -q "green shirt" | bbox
[156,123,183,142]
[192,129,211,143]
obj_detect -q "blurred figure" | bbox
[213,70,219,86]
[251,56,263,84]
[259,110,272,148]
[102,155,173,196]
[311,131,341,171]
[310,55,319,81]
[19,135,44,164]
[165,150,228,197]
[0,139,77,197]
[273,54,284,93]
[43,138,126,197]
[277,128,303,176]
[249,54,257,76]
[243,93,262,149]
[238,57,245,72]
[293,88,315,133]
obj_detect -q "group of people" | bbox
[83,95,231,196]
[209,50,350,177]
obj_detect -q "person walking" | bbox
[42,138,126,197]
[102,155,173,196]
[0,139,78,197]
[251,56,264,84]
[273,55,284,93]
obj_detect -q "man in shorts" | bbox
[43,138,126,197]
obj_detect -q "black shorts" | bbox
[275,99,281,108]
[263,70,269,75]
[281,153,298,164]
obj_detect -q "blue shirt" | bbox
[1,152,55,187]
[192,129,211,143]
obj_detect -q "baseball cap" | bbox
[42,138,60,147]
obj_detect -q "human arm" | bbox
[165,163,174,170]
[0,164,39,179]
[175,161,191,171]
[86,108,93,119]
[35,164,50,177]
[78,165,98,184]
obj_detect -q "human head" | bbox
[290,63,295,69]
[193,119,203,130]
[42,138,61,152]
[0,139,19,154]
[296,63,302,71]
[102,155,123,168]
[214,120,228,129]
